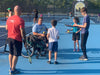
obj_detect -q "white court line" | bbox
[0,26,6,28]
[0,45,5,49]
[0,33,7,38]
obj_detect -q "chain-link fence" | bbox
[0,0,100,23]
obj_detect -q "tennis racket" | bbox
[26,47,32,64]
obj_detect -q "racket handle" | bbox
[29,56,32,64]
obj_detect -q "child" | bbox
[67,17,81,52]
[47,20,59,64]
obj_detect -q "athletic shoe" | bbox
[9,68,11,72]
[9,69,20,75]
[9,68,19,72]
[79,55,88,61]
[54,61,58,64]
[77,49,80,52]
[73,49,76,52]
[47,61,51,64]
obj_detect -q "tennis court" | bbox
[0,16,100,75]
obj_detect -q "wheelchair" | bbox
[21,34,48,59]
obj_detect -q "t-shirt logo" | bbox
[10,20,14,23]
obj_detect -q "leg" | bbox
[74,41,76,51]
[12,56,18,71]
[54,52,57,61]
[33,18,37,24]
[11,40,22,70]
[9,54,13,69]
[33,18,36,24]
[47,50,52,64]
[49,51,52,61]
[72,33,76,51]
[81,33,89,58]
[8,38,13,69]
[76,40,79,51]
[36,18,37,23]
[48,42,53,61]
[53,42,58,64]
[81,34,86,57]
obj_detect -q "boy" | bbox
[74,7,90,61]
[47,20,59,64]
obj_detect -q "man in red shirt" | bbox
[6,5,26,74]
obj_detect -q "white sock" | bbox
[77,45,79,48]
[49,59,51,61]
[55,60,57,62]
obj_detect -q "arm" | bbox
[47,33,50,40]
[32,25,45,37]
[76,28,81,34]
[20,28,26,44]
[6,25,8,30]
[57,31,60,39]
[47,29,50,40]
[33,32,45,37]
[74,23,87,28]
[57,36,60,39]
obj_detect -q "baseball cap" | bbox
[7,8,11,10]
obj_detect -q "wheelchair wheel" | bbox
[21,45,35,58]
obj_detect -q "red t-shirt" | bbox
[6,15,25,42]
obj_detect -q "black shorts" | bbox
[34,15,38,19]
[72,32,80,41]
[8,38,22,56]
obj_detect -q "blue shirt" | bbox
[81,15,90,34]
[32,23,47,34]
[72,23,80,33]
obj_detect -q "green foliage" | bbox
[0,0,100,13]
[86,0,100,13]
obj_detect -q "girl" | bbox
[67,17,81,52]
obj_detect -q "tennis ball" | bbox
[67,31,70,33]
[43,31,45,34]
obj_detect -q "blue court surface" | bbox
[0,18,100,75]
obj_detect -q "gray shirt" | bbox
[81,15,90,34]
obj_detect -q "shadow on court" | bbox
[0,48,100,75]
[18,69,100,75]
